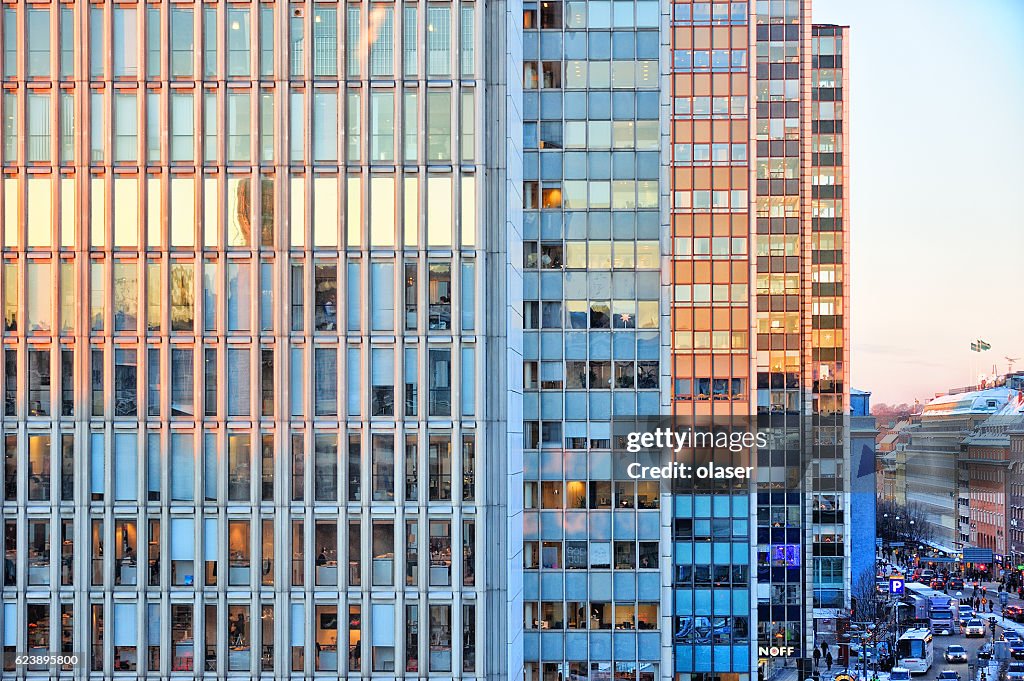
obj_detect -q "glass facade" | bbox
[0,0,848,679]
[0,1,490,677]
[520,1,663,680]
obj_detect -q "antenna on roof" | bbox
[1007,356,1021,373]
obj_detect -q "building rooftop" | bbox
[921,387,1013,418]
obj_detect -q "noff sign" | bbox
[758,646,797,657]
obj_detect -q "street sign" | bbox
[889,577,905,595]
[1001,592,1009,605]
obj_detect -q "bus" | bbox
[896,628,934,674]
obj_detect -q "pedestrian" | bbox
[989,600,994,613]
[813,648,821,669]
[826,651,833,671]
[821,641,828,657]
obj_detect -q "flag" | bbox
[979,340,991,351]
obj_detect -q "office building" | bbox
[0,0,850,679]
[0,1,518,676]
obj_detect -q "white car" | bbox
[964,618,986,637]
[890,667,912,681]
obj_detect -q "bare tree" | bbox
[852,570,885,623]
[877,499,934,545]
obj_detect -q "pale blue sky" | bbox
[814,0,1024,404]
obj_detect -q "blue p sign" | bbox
[890,578,905,595]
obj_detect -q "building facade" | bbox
[0,0,849,679]
[0,0,522,677]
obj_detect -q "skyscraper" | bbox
[0,0,848,679]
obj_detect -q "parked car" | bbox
[1007,606,1024,623]
[977,643,995,661]
[1006,662,1024,681]
[937,670,960,681]
[944,645,968,663]
[965,619,986,637]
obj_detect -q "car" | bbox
[1004,629,1023,643]
[930,579,946,590]
[1007,663,1024,681]
[965,619,986,637]
[944,645,968,663]
[1010,642,1024,660]
[957,605,975,620]
[949,578,965,590]
[977,643,995,660]
[1007,606,1024,623]
[937,671,960,681]
[921,569,936,580]
[890,668,912,681]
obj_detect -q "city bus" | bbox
[896,628,934,674]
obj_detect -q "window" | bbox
[146,7,160,78]
[370,6,394,77]
[91,349,104,416]
[314,347,337,416]
[346,6,361,76]
[404,347,418,417]
[371,434,395,501]
[312,5,337,76]
[27,9,52,78]
[371,521,394,586]
[114,349,138,417]
[312,91,338,162]
[25,94,51,164]
[370,262,395,331]
[346,91,361,161]
[170,93,195,161]
[203,7,217,78]
[27,350,50,417]
[227,92,251,162]
[403,91,418,162]
[227,8,251,77]
[113,94,138,162]
[426,6,450,76]
[428,350,451,417]
[371,348,394,416]
[227,348,251,416]
[426,91,451,161]
[403,6,418,76]
[260,6,274,77]
[428,604,452,671]
[313,261,338,331]
[113,8,139,77]
[171,349,194,416]
[170,8,195,77]
[428,434,451,500]
[370,92,395,162]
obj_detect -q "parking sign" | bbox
[889,577,905,595]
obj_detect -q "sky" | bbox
[813,0,1024,405]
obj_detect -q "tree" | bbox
[852,570,886,623]
[877,499,934,545]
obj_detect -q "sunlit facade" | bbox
[0,0,849,679]
[0,0,522,677]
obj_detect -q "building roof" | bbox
[921,387,1013,418]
